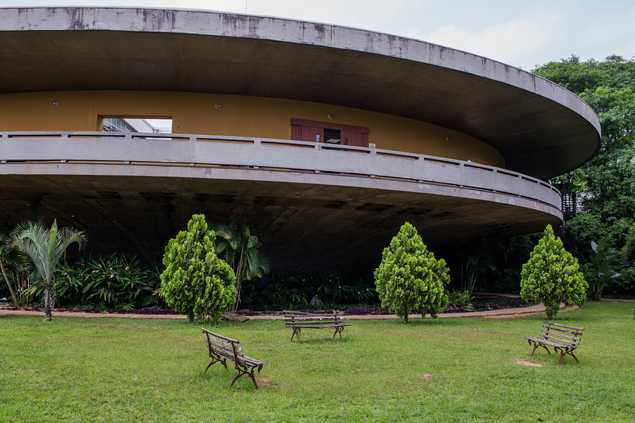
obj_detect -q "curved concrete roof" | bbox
[0,7,601,178]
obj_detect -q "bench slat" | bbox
[545,322,584,331]
[202,328,240,344]
[528,336,575,349]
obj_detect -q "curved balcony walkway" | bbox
[0,131,562,219]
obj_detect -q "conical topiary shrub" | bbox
[520,224,588,320]
[374,222,450,323]
[160,214,236,322]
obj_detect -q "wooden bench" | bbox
[527,322,584,364]
[202,328,264,388]
[284,312,350,341]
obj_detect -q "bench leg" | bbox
[558,350,565,364]
[248,370,259,389]
[529,341,550,356]
[569,351,579,363]
[331,326,345,339]
[230,367,259,389]
[291,327,300,342]
[204,356,227,373]
[230,372,244,387]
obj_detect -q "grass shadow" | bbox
[288,336,354,345]
[197,367,263,392]
[378,317,465,327]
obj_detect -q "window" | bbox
[324,128,342,144]
[100,116,173,134]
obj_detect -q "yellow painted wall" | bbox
[0,91,505,167]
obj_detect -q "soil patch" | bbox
[420,373,433,381]
[514,359,543,368]
[256,376,273,387]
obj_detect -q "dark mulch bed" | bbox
[448,293,526,313]
[1,293,529,316]
[0,305,180,315]
[237,293,529,316]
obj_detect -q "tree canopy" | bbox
[535,56,635,297]
[374,222,449,323]
[160,214,236,322]
[520,225,588,319]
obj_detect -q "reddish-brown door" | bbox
[342,127,369,147]
[291,123,323,143]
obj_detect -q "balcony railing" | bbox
[0,131,562,214]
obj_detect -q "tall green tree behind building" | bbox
[535,56,635,298]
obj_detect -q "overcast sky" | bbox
[6,0,634,69]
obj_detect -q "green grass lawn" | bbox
[1,302,634,422]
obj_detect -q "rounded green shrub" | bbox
[374,222,450,323]
[520,224,588,320]
[160,214,236,322]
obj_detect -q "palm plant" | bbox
[11,220,86,320]
[213,223,269,311]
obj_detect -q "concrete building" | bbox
[0,7,600,270]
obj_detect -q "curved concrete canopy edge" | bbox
[0,6,602,178]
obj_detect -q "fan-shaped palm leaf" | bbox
[11,220,85,320]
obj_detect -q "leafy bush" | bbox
[240,273,377,310]
[0,232,34,307]
[55,254,159,310]
[582,240,622,300]
[521,225,588,319]
[447,290,473,311]
[160,214,236,322]
[374,222,450,322]
[213,223,269,311]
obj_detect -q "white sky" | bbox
[3,0,634,69]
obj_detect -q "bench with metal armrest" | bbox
[202,328,264,388]
[527,321,584,364]
[284,312,351,341]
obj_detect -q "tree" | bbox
[11,220,86,320]
[535,56,635,297]
[520,225,588,320]
[213,223,268,311]
[374,222,449,323]
[160,214,236,322]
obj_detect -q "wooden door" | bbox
[342,127,369,147]
[291,123,322,143]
